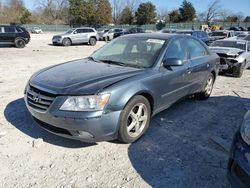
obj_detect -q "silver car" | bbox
[52,27,99,46]
[210,39,250,77]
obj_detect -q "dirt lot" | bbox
[0,33,250,188]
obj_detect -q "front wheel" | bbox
[118,96,151,143]
[62,38,71,46]
[195,73,214,100]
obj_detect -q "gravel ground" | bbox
[0,33,250,188]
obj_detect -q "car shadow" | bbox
[47,43,91,47]
[4,98,96,148]
[128,96,250,188]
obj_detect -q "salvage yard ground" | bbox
[0,33,250,188]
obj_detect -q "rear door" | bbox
[2,26,16,43]
[184,38,211,93]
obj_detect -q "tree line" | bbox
[0,0,249,26]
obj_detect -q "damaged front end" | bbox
[217,52,244,73]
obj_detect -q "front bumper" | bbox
[24,86,122,143]
[52,38,63,45]
[219,58,243,73]
[228,132,250,188]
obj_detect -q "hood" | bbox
[209,47,244,56]
[30,59,143,95]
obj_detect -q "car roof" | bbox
[73,27,95,29]
[121,33,192,40]
[216,38,248,43]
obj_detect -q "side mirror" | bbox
[73,31,77,34]
[163,58,183,68]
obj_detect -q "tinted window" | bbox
[86,29,94,33]
[4,26,16,33]
[185,38,208,59]
[16,27,23,32]
[165,38,187,61]
[0,27,3,33]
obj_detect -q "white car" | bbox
[102,28,123,41]
[31,27,43,34]
[210,39,250,77]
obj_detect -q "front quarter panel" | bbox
[102,70,162,114]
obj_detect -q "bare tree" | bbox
[200,0,222,23]
[37,0,68,24]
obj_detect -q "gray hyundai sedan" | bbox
[25,33,219,143]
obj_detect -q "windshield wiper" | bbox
[99,60,129,67]
[88,56,103,63]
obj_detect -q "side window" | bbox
[4,26,15,33]
[185,38,208,59]
[87,29,94,33]
[16,27,23,33]
[0,27,3,33]
[165,38,187,61]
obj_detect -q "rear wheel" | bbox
[89,37,97,46]
[15,38,26,48]
[195,73,214,100]
[62,38,71,46]
[118,96,151,143]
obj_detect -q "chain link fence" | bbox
[21,22,250,32]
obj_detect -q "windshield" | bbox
[91,38,165,68]
[211,41,246,50]
[66,29,74,34]
[211,32,227,37]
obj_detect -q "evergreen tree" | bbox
[168,9,181,23]
[179,0,196,22]
[135,2,157,25]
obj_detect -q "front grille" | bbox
[27,85,56,112]
[34,118,72,136]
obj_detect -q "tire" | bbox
[232,66,243,78]
[89,37,97,46]
[62,38,71,46]
[118,95,151,143]
[195,73,215,100]
[15,38,26,48]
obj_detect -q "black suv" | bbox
[0,25,30,48]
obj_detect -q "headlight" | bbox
[60,94,110,111]
[240,111,250,145]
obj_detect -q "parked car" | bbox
[52,27,99,46]
[210,39,250,77]
[0,24,30,48]
[239,26,247,31]
[175,30,210,45]
[113,28,144,38]
[25,33,219,143]
[102,28,123,41]
[210,30,235,41]
[228,110,250,188]
[228,26,241,31]
[31,27,43,34]
[98,29,109,40]
[158,28,177,34]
